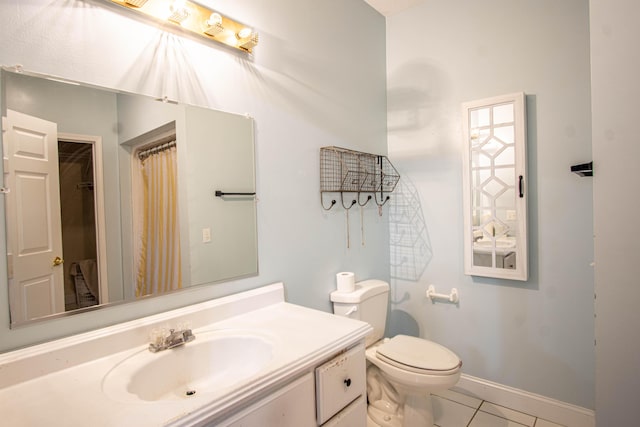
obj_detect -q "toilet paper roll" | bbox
[336,272,356,292]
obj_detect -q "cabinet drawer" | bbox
[322,395,366,427]
[315,343,366,425]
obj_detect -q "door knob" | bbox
[52,256,64,266]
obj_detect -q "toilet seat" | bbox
[376,335,462,375]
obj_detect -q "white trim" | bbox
[454,374,595,427]
[58,133,109,304]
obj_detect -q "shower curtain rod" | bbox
[137,140,176,161]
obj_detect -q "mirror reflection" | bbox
[462,92,528,281]
[1,68,258,325]
[470,103,517,269]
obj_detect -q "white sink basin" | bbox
[102,331,275,402]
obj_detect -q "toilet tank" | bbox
[330,280,389,347]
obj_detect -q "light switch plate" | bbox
[202,228,211,243]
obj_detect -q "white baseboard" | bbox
[453,374,595,427]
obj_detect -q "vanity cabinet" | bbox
[217,373,316,427]
[215,343,367,427]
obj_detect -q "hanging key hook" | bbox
[374,193,391,207]
[320,193,337,210]
[340,192,356,210]
[358,193,372,207]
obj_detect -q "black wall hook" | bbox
[319,146,401,212]
[358,194,372,206]
[341,192,357,210]
[375,194,391,207]
[320,194,337,210]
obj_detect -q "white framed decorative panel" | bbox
[461,92,528,281]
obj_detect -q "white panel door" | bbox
[5,109,64,323]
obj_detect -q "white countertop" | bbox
[0,283,371,426]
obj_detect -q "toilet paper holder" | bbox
[426,285,459,304]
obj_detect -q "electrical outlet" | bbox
[202,227,211,243]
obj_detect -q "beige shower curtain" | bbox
[135,145,182,297]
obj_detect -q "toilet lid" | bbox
[376,335,461,373]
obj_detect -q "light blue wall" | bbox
[0,0,388,351]
[386,0,595,409]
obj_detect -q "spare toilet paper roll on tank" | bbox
[336,272,355,292]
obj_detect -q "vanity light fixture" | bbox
[167,0,190,24]
[105,0,259,53]
[124,0,148,6]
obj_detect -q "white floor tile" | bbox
[534,419,566,427]
[434,389,483,409]
[469,411,529,427]
[432,395,477,427]
[480,401,536,426]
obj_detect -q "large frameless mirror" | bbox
[1,67,258,326]
[461,92,528,281]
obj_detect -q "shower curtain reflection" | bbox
[135,143,182,297]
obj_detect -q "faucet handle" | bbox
[149,327,167,347]
[182,328,195,343]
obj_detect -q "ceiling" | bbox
[363,0,427,16]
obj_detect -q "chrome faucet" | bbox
[149,328,195,353]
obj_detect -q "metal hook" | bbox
[374,193,391,207]
[320,193,337,210]
[358,193,372,207]
[340,192,357,210]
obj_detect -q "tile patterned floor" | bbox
[433,389,566,427]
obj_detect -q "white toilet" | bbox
[331,279,462,427]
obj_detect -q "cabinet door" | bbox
[217,373,316,427]
[462,92,528,281]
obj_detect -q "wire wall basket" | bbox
[320,146,400,210]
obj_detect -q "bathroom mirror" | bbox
[461,92,528,281]
[1,67,258,326]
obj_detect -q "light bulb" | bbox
[237,27,253,39]
[207,13,222,26]
[204,12,224,37]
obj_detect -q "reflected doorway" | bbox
[57,133,109,314]
[58,139,100,310]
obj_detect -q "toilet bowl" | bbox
[331,280,462,427]
[365,336,461,426]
